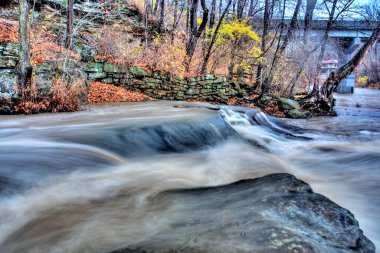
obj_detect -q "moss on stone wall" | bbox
[83,62,244,102]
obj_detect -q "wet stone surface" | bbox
[111,173,375,253]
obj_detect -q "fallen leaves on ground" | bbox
[227,95,287,118]
[0,19,18,43]
[262,102,287,118]
[88,82,155,104]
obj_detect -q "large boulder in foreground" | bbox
[111,174,375,253]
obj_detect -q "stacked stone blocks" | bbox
[84,61,241,102]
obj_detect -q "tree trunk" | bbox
[158,0,165,32]
[255,0,270,86]
[286,0,317,96]
[173,0,178,30]
[171,0,178,42]
[237,0,247,19]
[209,0,217,29]
[201,0,232,74]
[18,0,32,95]
[186,0,190,33]
[279,0,302,52]
[185,0,209,71]
[187,0,198,38]
[311,0,338,93]
[145,0,151,51]
[153,0,160,14]
[323,22,380,97]
[65,0,74,49]
[301,21,380,115]
[304,0,317,45]
[247,0,258,18]
[252,0,301,102]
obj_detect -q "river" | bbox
[0,88,379,252]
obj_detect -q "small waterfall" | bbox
[0,95,379,252]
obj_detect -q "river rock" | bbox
[278,98,310,119]
[286,108,310,119]
[278,98,301,111]
[111,173,375,253]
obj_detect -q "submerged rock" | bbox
[111,173,375,253]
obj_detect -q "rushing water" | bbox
[0,88,379,253]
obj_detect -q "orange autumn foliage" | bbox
[0,19,18,43]
[30,39,80,66]
[262,103,286,118]
[0,19,80,66]
[14,78,85,114]
[88,82,155,104]
[35,57,45,63]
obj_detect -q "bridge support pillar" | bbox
[336,74,355,94]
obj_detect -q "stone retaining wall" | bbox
[0,43,77,99]
[0,51,245,102]
[0,42,18,97]
[84,62,245,102]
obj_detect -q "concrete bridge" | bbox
[307,20,378,52]
[307,20,377,38]
[294,19,379,93]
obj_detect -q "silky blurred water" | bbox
[0,89,379,253]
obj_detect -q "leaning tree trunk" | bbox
[18,0,32,96]
[301,21,380,116]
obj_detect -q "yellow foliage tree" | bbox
[205,19,262,76]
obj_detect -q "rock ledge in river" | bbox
[111,173,375,253]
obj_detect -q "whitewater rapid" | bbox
[0,89,379,252]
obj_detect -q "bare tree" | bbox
[65,0,74,49]
[282,0,318,97]
[304,0,317,44]
[311,0,356,93]
[323,22,380,97]
[171,0,185,43]
[301,21,380,114]
[18,0,32,94]
[158,0,165,32]
[264,0,302,90]
[255,0,272,86]
[247,0,261,18]
[311,0,338,93]
[185,0,209,71]
[209,0,217,29]
[201,0,233,73]
[173,0,179,31]
[154,0,160,14]
[237,0,248,19]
